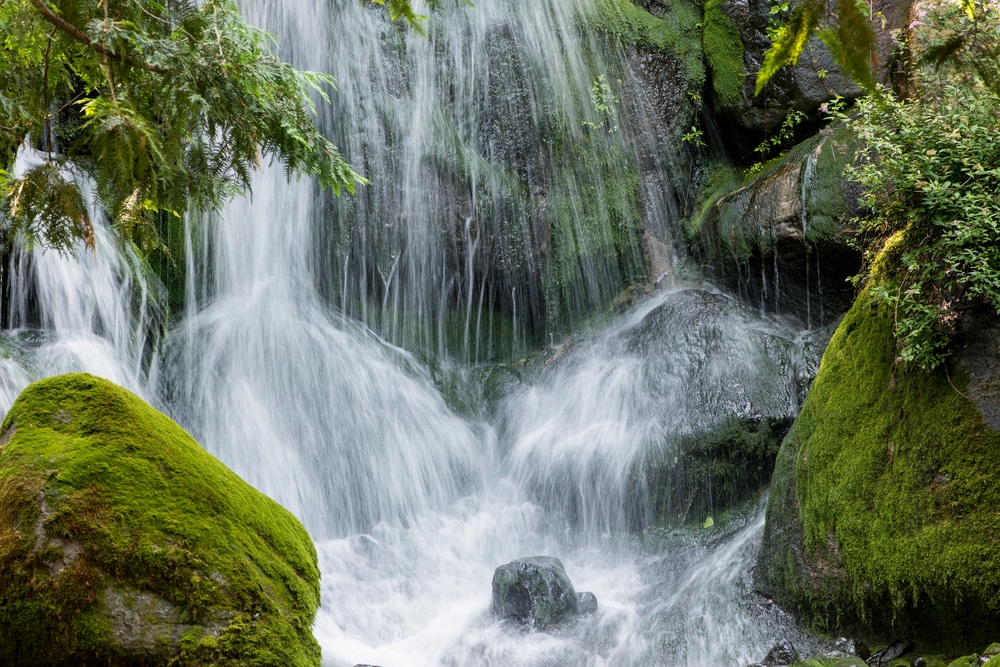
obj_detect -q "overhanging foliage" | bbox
[0,0,421,253]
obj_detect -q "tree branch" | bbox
[28,0,169,74]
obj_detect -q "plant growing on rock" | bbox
[846,0,1000,368]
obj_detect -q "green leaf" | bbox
[960,0,976,21]
[816,0,877,91]
[754,0,821,95]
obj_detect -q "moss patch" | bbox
[758,293,1000,649]
[702,0,744,109]
[587,0,705,86]
[0,374,321,666]
[643,417,790,526]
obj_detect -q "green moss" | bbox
[691,127,855,265]
[794,654,952,667]
[702,0,744,108]
[760,293,1000,648]
[644,417,790,525]
[543,112,645,332]
[804,126,857,243]
[587,0,705,86]
[0,374,320,666]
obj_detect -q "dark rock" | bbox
[577,591,598,615]
[911,658,926,667]
[492,557,579,626]
[504,287,829,530]
[691,129,860,326]
[867,640,912,666]
[761,638,800,666]
[716,0,915,150]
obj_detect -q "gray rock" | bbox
[577,591,598,615]
[492,556,579,626]
[761,638,799,666]
[868,640,912,666]
[691,131,860,326]
[718,0,915,138]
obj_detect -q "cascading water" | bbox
[0,0,833,664]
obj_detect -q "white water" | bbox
[0,0,822,664]
[0,171,815,665]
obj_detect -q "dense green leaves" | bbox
[0,0,423,253]
[847,2,1000,369]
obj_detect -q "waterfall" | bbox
[0,0,827,664]
[0,144,163,413]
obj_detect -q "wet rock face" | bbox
[691,131,861,327]
[491,557,580,626]
[716,0,914,153]
[502,287,828,531]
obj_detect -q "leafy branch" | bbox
[0,0,430,254]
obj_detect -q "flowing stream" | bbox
[0,0,829,664]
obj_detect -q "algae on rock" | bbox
[0,374,321,666]
[756,293,1000,648]
[687,127,860,326]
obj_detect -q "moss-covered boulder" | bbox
[689,129,860,326]
[756,294,1000,649]
[0,374,321,666]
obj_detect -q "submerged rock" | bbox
[492,556,580,626]
[756,294,1000,647]
[577,591,599,615]
[0,374,321,666]
[503,287,829,531]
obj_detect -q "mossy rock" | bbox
[688,128,860,326]
[756,293,1000,650]
[0,374,321,666]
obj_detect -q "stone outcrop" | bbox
[716,0,914,154]
[690,129,860,326]
[0,374,321,666]
[756,294,1000,648]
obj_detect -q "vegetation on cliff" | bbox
[0,373,321,666]
[844,0,1000,369]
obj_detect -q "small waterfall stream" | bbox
[0,0,831,664]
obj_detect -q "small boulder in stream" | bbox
[491,556,586,626]
[747,638,800,667]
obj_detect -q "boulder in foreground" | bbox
[0,373,320,666]
[756,295,1000,648]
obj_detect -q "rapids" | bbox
[0,0,828,663]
